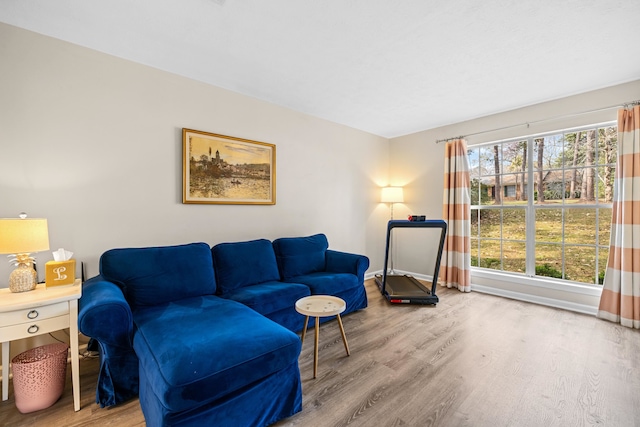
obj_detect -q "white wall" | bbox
[389,79,640,311]
[0,22,390,280]
[4,20,637,359]
[0,23,390,358]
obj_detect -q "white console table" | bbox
[0,279,82,411]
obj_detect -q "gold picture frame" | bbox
[182,128,276,205]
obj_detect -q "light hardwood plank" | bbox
[1,279,638,427]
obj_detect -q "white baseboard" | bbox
[367,269,597,316]
[470,284,597,316]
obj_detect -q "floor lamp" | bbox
[381,186,404,273]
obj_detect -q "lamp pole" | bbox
[381,187,404,275]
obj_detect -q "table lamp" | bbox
[381,186,404,219]
[0,214,50,292]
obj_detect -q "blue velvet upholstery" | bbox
[139,359,302,427]
[219,281,310,320]
[212,239,311,331]
[78,276,139,407]
[78,236,369,425]
[132,296,301,414]
[272,234,328,280]
[100,242,216,309]
[272,235,370,318]
[212,239,281,294]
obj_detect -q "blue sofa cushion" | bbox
[286,272,359,295]
[220,281,310,316]
[212,239,281,294]
[273,234,328,280]
[132,295,301,413]
[100,242,216,309]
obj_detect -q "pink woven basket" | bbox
[11,343,69,414]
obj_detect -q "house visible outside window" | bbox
[468,122,617,286]
[505,185,516,198]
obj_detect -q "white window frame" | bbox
[469,121,616,294]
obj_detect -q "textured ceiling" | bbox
[1,0,639,138]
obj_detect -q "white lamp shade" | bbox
[381,186,404,203]
[0,218,50,254]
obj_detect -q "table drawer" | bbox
[0,314,70,342]
[0,301,68,324]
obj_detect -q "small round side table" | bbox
[295,295,350,379]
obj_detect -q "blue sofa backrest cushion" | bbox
[212,239,281,294]
[100,242,216,308]
[272,234,328,280]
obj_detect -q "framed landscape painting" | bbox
[182,128,276,205]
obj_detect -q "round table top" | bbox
[295,295,346,317]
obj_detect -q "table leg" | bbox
[313,317,319,379]
[337,314,350,356]
[301,316,309,344]
[69,300,81,411]
[2,341,8,401]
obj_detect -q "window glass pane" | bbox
[535,208,562,243]
[470,237,479,267]
[471,209,478,236]
[505,185,516,198]
[479,240,501,270]
[479,210,501,239]
[479,146,497,176]
[470,178,493,205]
[597,126,617,165]
[542,134,564,170]
[471,179,493,206]
[503,241,526,274]
[597,166,615,203]
[468,148,479,178]
[598,247,609,285]
[581,167,597,203]
[533,135,563,204]
[533,137,545,202]
[479,145,503,205]
[500,173,524,201]
[502,140,528,174]
[479,180,491,205]
[564,209,596,245]
[566,167,582,200]
[503,209,526,240]
[599,208,612,244]
[469,178,480,206]
[564,131,585,168]
[542,169,567,202]
[535,243,563,279]
[565,245,596,284]
[533,137,544,172]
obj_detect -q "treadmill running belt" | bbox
[385,275,431,296]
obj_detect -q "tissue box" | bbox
[45,260,76,287]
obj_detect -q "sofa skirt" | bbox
[139,360,303,426]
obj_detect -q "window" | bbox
[468,123,617,286]
[505,185,516,198]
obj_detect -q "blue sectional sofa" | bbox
[78,234,369,426]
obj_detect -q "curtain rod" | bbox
[435,99,640,144]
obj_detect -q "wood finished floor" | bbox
[1,279,639,427]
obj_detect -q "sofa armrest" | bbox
[325,250,370,279]
[78,276,133,349]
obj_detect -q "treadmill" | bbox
[375,219,447,305]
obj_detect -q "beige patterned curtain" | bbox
[598,105,640,329]
[440,138,471,292]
